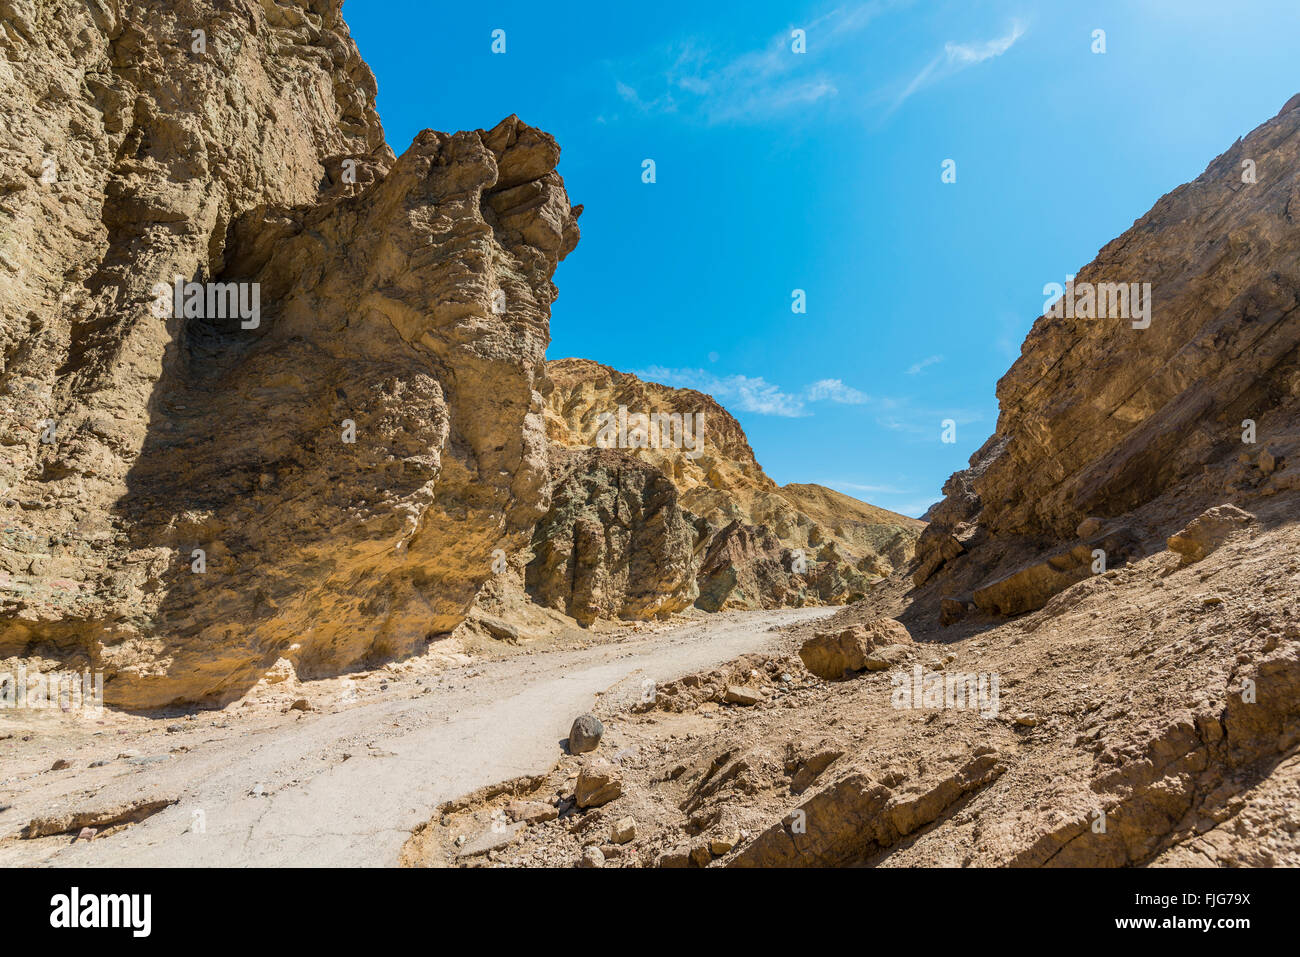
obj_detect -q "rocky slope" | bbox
[913,94,1300,625]
[0,0,578,707]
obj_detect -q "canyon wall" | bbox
[915,94,1300,622]
[0,0,579,707]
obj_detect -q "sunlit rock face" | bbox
[0,0,578,707]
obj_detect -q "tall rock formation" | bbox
[0,0,579,706]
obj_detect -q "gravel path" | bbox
[0,606,835,867]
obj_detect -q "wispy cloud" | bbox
[610,2,902,125]
[890,20,1025,112]
[824,480,908,494]
[805,378,871,404]
[635,367,877,417]
[636,366,983,443]
[636,366,810,416]
[905,354,944,375]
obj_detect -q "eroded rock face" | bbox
[0,1,578,706]
[543,359,923,613]
[526,449,702,624]
[917,95,1300,617]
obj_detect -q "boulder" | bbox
[609,817,637,845]
[505,801,558,825]
[723,685,762,706]
[1167,504,1257,563]
[575,760,623,808]
[799,619,912,680]
[568,714,604,754]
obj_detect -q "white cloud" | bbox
[805,378,871,404]
[636,366,809,417]
[891,20,1025,111]
[634,368,877,417]
[905,354,944,375]
[611,2,899,125]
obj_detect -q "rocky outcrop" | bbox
[916,94,1300,620]
[0,0,578,706]
[541,358,922,614]
[525,449,702,624]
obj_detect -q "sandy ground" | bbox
[0,606,835,867]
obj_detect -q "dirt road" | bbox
[0,606,835,867]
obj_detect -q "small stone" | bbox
[1167,504,1256,563]
[578,845,605,868]
[1013,713,1039,727]
[724,685,761,706]
[657,847,690,868]
[457,822,525,859]
[1076,517,1104,538]
[50,759,71,771]
[568,713,604,754]
[75,827,96,842]
[709,833,738,855]
[575,760,623,808]
[609,816,637,844]
[690,844,712,867]
[799,619,912,680]
[289,698,311,711]
[505,800,558,825]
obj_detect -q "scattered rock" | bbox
[657,847,690,868]
[609,816,637,844]
[49,759,70,771]
[505,800,558,825]
[723,685,761,706]
[456,822,525,860]
[75,827,96,842]
[568,713,604,754]
[289,698,311,712]
[575,760,623,808]
[578,845,605,868]
[23,798,177,839]
[1168,504,1256,563]
[1076,517,1104,538]
[710,833,738,855]
[799,619,912,680]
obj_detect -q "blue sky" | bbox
[347,0,1300,517]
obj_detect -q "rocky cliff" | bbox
[0,0,578,707]
[914,94,1300,624]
